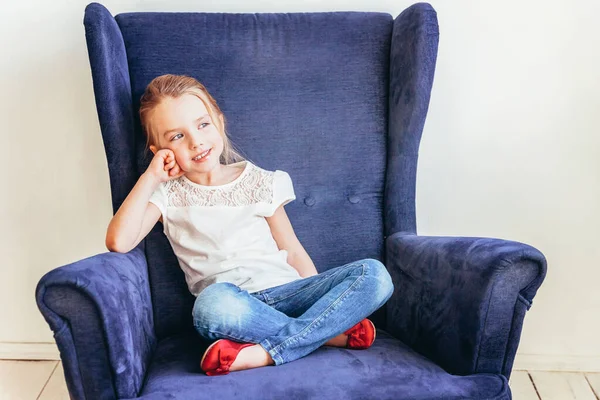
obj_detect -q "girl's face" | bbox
[149,93,224,176]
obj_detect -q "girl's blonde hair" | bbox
[139,74,244,164]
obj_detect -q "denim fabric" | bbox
[192,259,393,365]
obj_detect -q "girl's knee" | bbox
[361,258,394,303]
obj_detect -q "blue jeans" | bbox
[192,258,394,366]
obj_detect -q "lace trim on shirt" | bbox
[164,164,274,207]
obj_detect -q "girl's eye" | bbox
[169,122,208,141]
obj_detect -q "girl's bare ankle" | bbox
[230,344,273,371]
[325,333,349,347]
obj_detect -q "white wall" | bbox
[1,0,598,371]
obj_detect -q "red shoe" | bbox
[200,339,255,376]
[344,318,376,349]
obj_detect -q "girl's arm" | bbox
[266,205,319,278]
[105,172,162,253]
[106,149,184,253]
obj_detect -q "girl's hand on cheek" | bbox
[165,156,185,179]
[147,149,186,183]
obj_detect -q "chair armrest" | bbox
[35,245,156,400]
[385,232,547,378]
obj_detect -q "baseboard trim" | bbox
[513,354,600,372]
[0,342,60,360]
[2,343,600,372]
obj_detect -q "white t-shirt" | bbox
[148,160,302,297]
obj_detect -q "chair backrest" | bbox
[84,3,437,339]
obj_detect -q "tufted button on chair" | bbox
[348,195,361,204]
[304,196,317,207]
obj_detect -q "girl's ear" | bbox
[149,145,158,155]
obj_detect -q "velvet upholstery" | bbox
[131,328,510,400]
[385,233,547,378]
[35,2,547,399]
[36,247,155,399]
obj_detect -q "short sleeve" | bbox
[148,183,167,221]
[264,170,295,216]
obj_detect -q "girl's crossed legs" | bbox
[192,258,394,369]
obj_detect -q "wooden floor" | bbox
[1,360,599,399]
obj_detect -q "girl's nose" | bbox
[190,132,204,149]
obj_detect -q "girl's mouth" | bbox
[192,148,212,162]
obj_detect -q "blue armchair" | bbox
[35,2,547,399]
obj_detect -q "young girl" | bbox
[105,74,394,376]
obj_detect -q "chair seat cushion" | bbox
[135,329,510,399]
